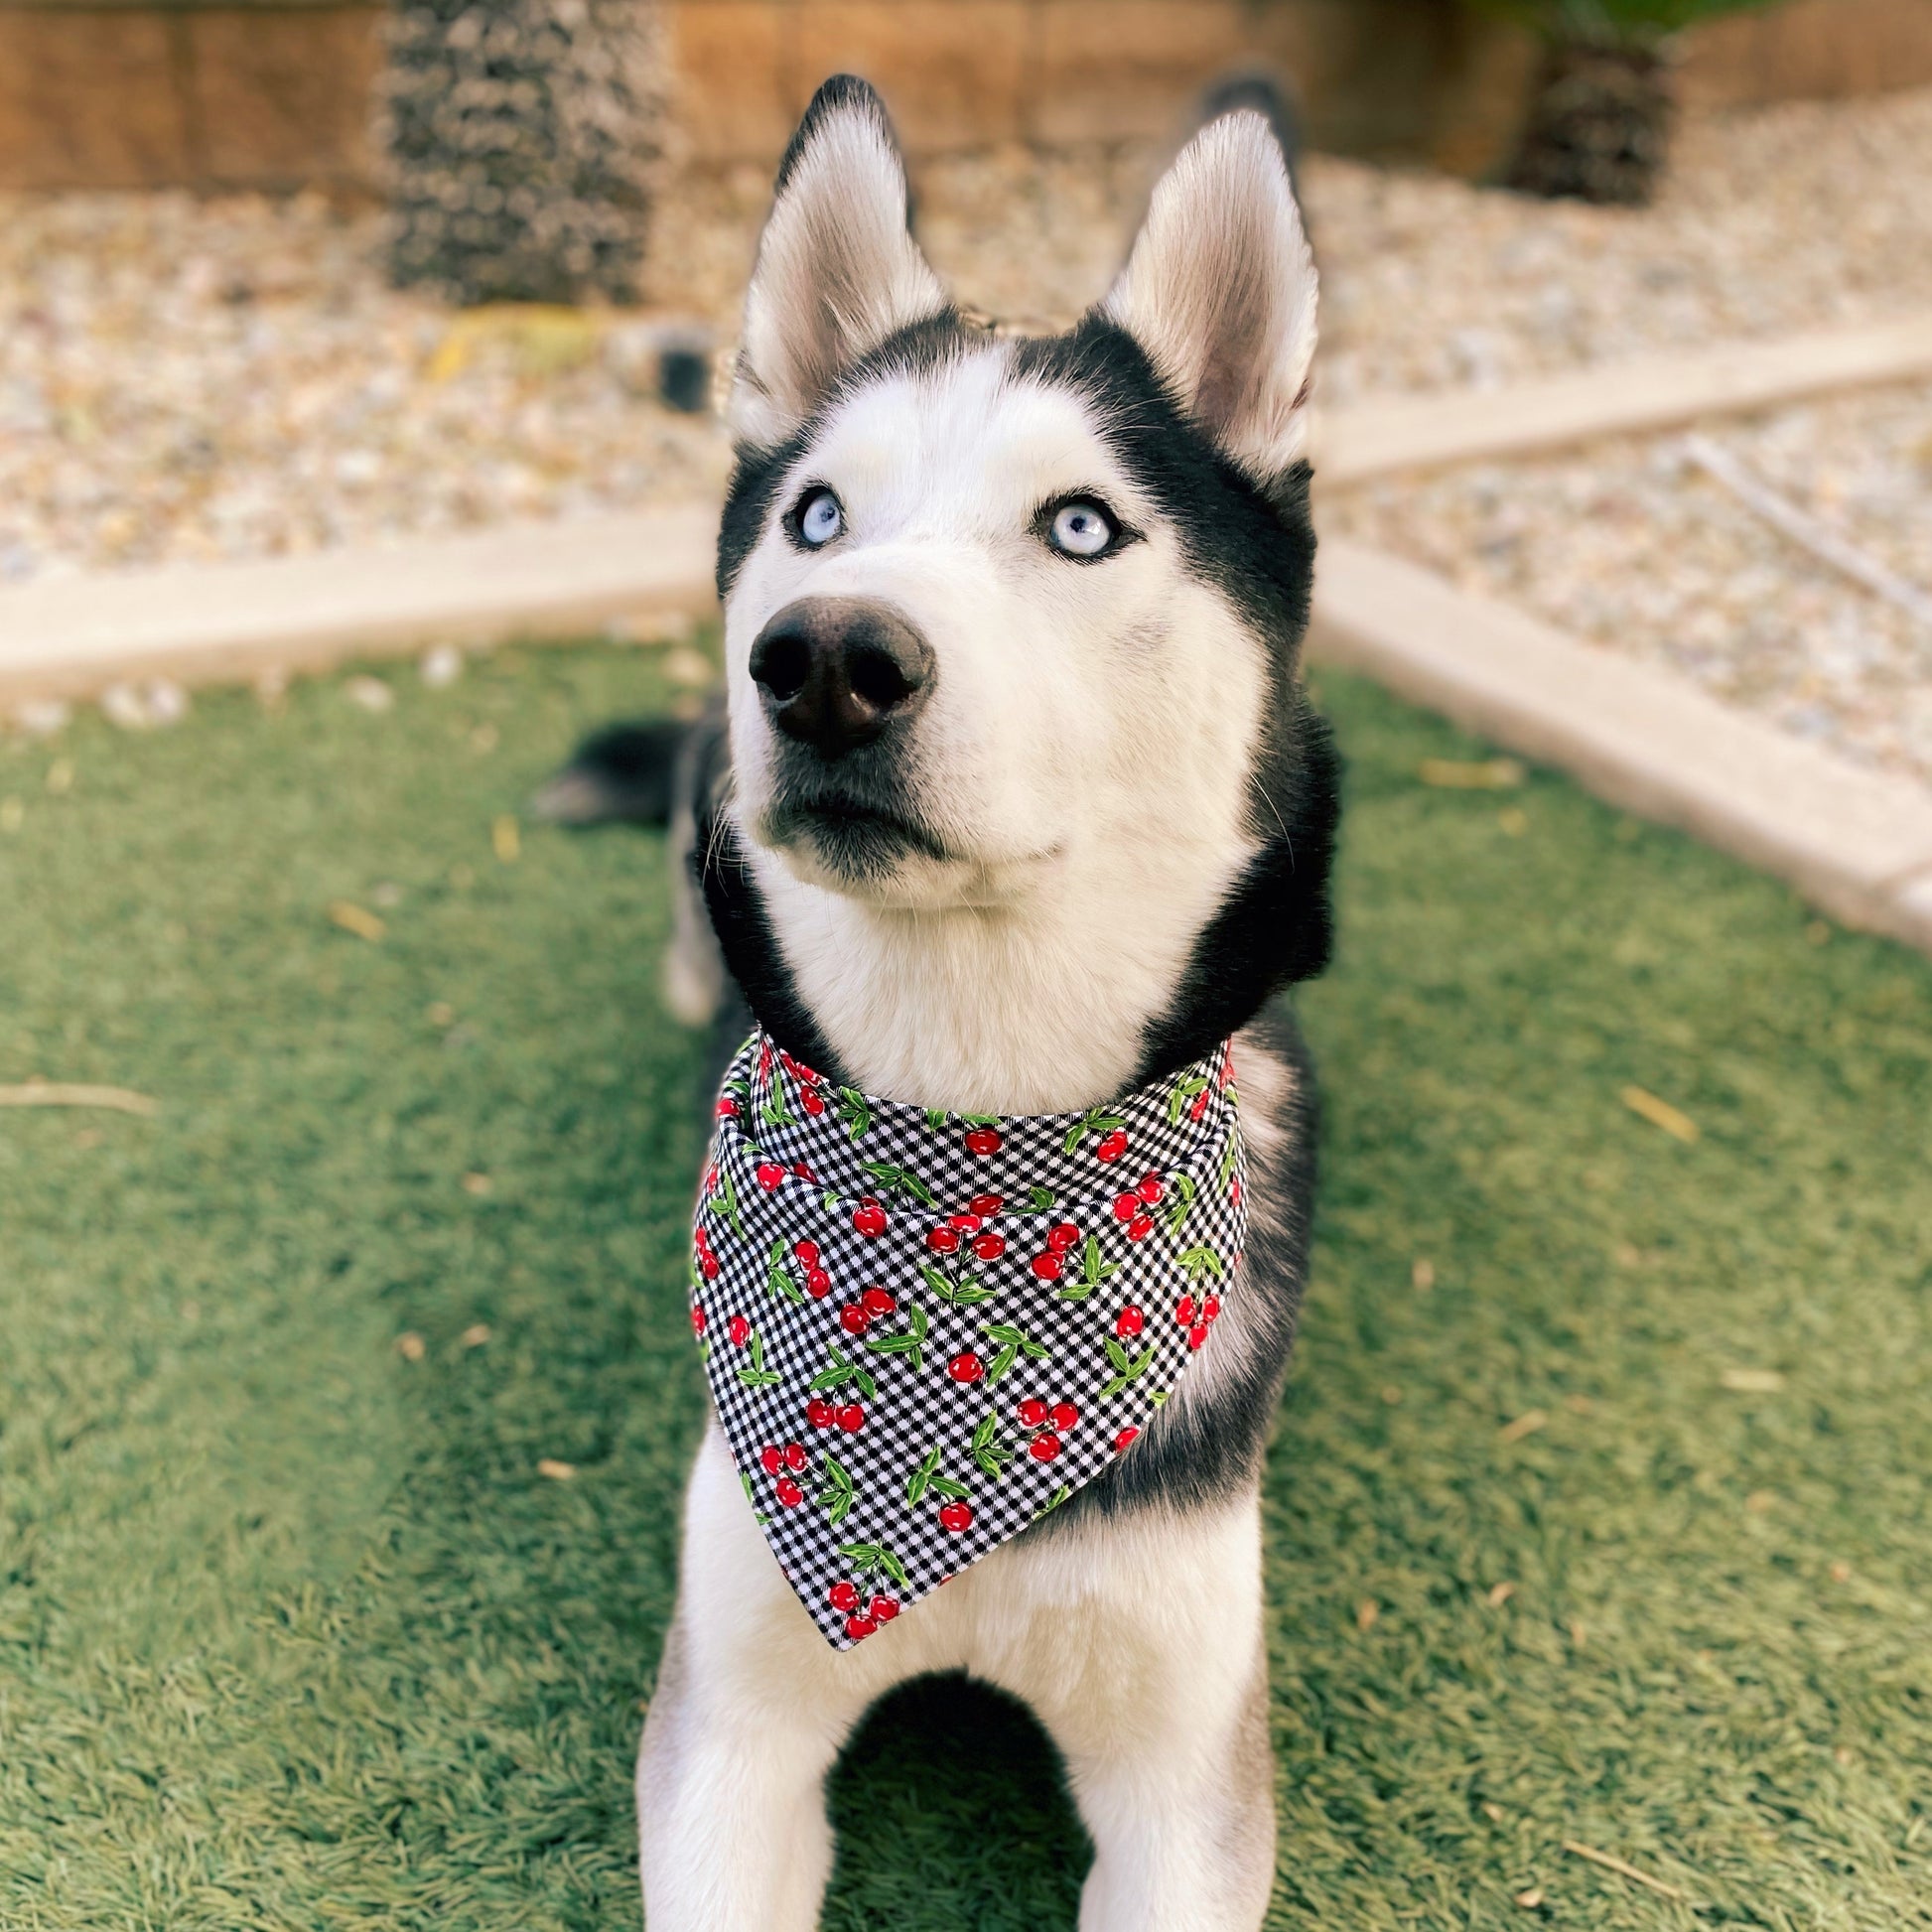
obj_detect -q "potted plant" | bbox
[1481,0,1776,205]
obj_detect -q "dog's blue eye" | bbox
[1048,500,1114,558]
[797,488,844,547]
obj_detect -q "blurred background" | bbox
[2,0,1929,783]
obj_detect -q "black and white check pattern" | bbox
[689,1032,1249,1649]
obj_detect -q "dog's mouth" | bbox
[759,790,954,882]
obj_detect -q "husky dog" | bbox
[592,74,1339,1930]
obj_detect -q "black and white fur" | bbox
[587,75,1339,1929]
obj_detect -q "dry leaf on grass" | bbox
[1721,1367,1784,1394]
[1355,1599,1380,1632]
[462,1173,492,1197]
[0,1081,159,1116]
[345,676,394,714]
[492,815,520,864]
[396,1332,426,1362]
[1561,1842,1684,1900]
[1412,1257,1436,1291]
[1419,758,1525,789]
[1486,1581,1518,1608]
[328,900,385,942]
[537,1458,576,1481]
[1620,1085,1699,1143]
[1500,1410,1549,1444]
[1514,1887,1545,1909]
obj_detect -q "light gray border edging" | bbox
[0,504,721,702]
[6,499,1932,959]
[1317,316,1932,483]
[1308,533,1932,952]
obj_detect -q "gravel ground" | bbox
[2,85,1928,778]
[4,85,1928,587]
[1322,381,1932,788]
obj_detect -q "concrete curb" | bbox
[1317,316,1932,483]
[6,416,1932,961]
[0,504,721,703]
[1307,533,1932,953]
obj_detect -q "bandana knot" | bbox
[690,1032,1248,1648]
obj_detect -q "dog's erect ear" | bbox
[1105,110,1317,480]
[730,75,949,447]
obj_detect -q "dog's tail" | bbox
[530,718,690,828]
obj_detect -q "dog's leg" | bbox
[994,1493,1277,1932]
[636,1428,882,1931]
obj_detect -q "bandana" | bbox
[688,1030,1248,1649]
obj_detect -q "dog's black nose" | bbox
[749,598,934,760]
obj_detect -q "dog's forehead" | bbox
[803,345,1129,514]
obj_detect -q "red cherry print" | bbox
[926,1227,960,1255]
[948,1213,982,1233]
[869,1595,899,1622]
[829,1581,859,1612]
[805,1267,831,1299]
[964,1128,1003,1156]
[700,1254,720,1280]
[1202,1295,1222,1322]
[1046,1223,1080,1255]
[1017,1398,1048,1429]
[1049,1402,1078,1432]
[839,1305,870,1336]
[938,1500,974,1532]
[1188,1323,1209,1350]
[969,1193,1004,1217]
[755,1162,783,1190]
[782,1443,806,1472]
[759,1447,782,1475]
[1231,1176,1243,1207]
[853,1198,888,1238]
[845,1613,877,1641]
[775,1477,804,1507]
[836,1403,865,1434]
[1175,1295,1196,1326]
[800,1088,825,1117]
[777,1049,795,1075]
[715,1096,739,1119]
[691,1307,707,1335]
[728,1314,751,1347]
[794,1061,820,1086]
[1095,1129,1128,1163]
[1126,1213,1155,1242]
[1114,1426,1141,1452]
[1190,1089,1209,1122]
[1136,1173,1165,1205]
[1112,1193,1140,1222]
[1115,1306,1145,1338]
[972,1231,1007,1261]
[791,1160,815,1180]
[793,1239,820,1267]
[705,1166,719,1192]
[861,1286,897,1317]
[1030,1433,1061,1461]
[1030,1252,1062,1282]
[806,1397,834,1429]
[947,1351,984,1384]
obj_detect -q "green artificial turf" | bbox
[2,639,1928,1931]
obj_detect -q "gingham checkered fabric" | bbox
[689,1030,1249,1650]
